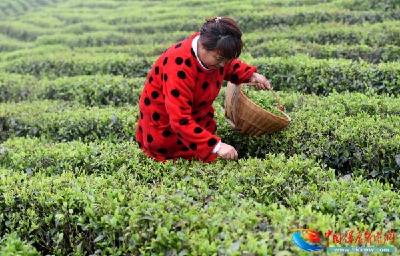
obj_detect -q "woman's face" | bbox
[202,50,229,69]
[198,41,230,69]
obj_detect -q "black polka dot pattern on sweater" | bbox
[208,138,217,147]
[152,112,160,121]
[175,57,183,65]
[179,118,189,125]
[135,35,257,162]
[177,70,186,79]
[151,91,159,99]
[171,89,180,97]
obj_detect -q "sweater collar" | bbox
[191,34,211,71]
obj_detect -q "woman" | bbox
[135,16,271,162]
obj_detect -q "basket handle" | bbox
[246,83,285,111]
[231,83,241,124]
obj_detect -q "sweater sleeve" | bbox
[163,63,220,162]
[224,59,257,84]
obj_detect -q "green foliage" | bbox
[338,0,400,11]
[0,73,145,106]
[4,54,400,96]
[249,39,400,63]
[0,154,399,255]
[35,31,181,49]
[239,10,400,31]
[0,73,39,102]
[0,0,399,254]
[0,138,145,176]
[39,75,144,106]
[0,100,137,142]
[0,21,52,41]
[237,88,400,116]
[0,34,31,53]
[0,0,62,20]
[0,233,39,256]
[251,55,400,95]
[241,87,295,117]
[1,91,399,186]
[217,92,400,185]
[245,20,400,47]
[4,53,153,78]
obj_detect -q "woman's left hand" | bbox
[249,72,272,90]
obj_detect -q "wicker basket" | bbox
[224,82,291,136]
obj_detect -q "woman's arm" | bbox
[224,59,271,90]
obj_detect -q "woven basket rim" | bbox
[234,83,291,122]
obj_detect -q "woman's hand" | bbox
[249,72,272,90]
[217,142,238,160]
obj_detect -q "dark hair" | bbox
[199,16,243,60]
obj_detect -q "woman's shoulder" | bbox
[164,32,199,58]
[155,32,200,75]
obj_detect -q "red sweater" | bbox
[135,32,257,162]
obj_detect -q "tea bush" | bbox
[1,154,399,254]
[0,100,137,142]
[1,0,399,254]
[0,233,39,256]
[248,39,400,63]
[4,54,400,97]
